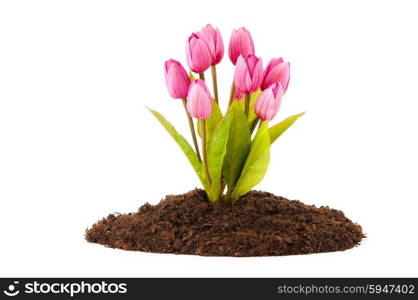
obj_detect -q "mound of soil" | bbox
[86,189,364,257]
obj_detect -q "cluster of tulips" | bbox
[149,25,304,203]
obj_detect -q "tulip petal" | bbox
[187,79,213,119]
[234,55,263,94]
[228,27,255,65]
[164,59,190,99]
[186,34,212,73]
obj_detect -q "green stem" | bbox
[182,99,202,162]
[210,65,219,104]
[224,188,232,203]
[228,81,235,108]
[201,119,211,185]
[199,72,205,81]
[244,93,251,117]
[250,117,260,133]
[219,180,226,201]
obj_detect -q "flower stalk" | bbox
[250,117,260,133]
[245,94,251,117]
[228,81,235,107]
[182,98,202,162]
[201,120,212,185]
[210,65,219,103]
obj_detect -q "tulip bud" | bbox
[186,33,212,73]
[164,59,191,99]
[187,79,213,120]
[254,83,284,121]
[234,55,263,94]
[197,24,224,65]
[234,88,245,100]
[228,27,255,65]
[261,58,290,92]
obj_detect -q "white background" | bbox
[1,0,417,277]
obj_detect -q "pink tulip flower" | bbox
[187,79,213,120]
[197,24,224,65]
[234,55,263,94]
[234,88,245,100]
[164,59,191,99]
[228,27,255,65]
[186,33,212,73]
[254,83,284,121]
[261,58,290,92]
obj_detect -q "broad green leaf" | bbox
[269,112,305,144]
[230,121,271,202]
[206,114,233,202]
[197,101,223,141]
[147,107,207,190]
[223,102,251,189]
[239,89,261,125]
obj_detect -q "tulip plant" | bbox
[149,25,304,203]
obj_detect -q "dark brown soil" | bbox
[86,189,364,257]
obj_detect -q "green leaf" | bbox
[189,72,196,80]
[147,107,207,189]
[197,101,223,141]
[238,89,261,125]
[230,121,271,202]
[206,114,233,202]
[223,102,251,189]
[269,112,305,144]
